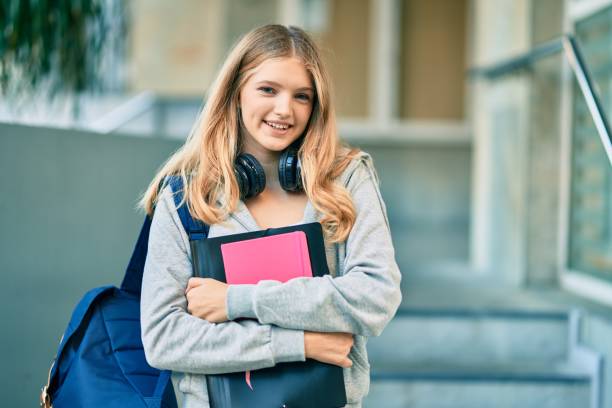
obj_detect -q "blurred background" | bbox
[1,0,612,406]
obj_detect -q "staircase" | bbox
[363,285,602,408]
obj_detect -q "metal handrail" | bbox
[563,35,612,168]
[88,91,156,134]
[469,33,612,168]
[468,38,563,79]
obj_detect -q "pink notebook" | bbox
[220,231,313,284]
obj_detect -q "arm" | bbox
[226,158,402,337]
[140,187,305,375]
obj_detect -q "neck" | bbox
[241,136,282,190]
[255,153,281,188]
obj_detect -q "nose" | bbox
[273,93,292,118]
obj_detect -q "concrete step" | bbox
[367,308,570,366]
[363,362,591,408]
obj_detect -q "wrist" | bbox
[303,331,316,359]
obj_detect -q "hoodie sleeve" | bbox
[140,187,305,374]
[226,155,402,337]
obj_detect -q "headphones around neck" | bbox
[234,140,303,200]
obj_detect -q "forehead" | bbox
[247,57,312,89]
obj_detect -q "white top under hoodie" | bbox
[140,151,402,407]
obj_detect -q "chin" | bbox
[259,135,295,152]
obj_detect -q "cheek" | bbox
[240,91,263,118]
[251,103,272,123]
[242,106,262,127]
[298,106,313,127]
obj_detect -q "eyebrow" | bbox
[255,80,314,93]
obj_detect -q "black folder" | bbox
[190,222,330,280]
[188,222,347,408]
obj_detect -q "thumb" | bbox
[343,358,353,368]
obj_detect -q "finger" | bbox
[188,277,206,289]
[202,278,220,286]
[185,290,193,305]
[186,278,205,293]
[342,358,353,368]
[209,314,224,324]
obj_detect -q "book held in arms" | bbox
[220,230,312,284]
[190,222,347,408]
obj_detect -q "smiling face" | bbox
[238,57,315,155]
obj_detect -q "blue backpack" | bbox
[41,177,208,408]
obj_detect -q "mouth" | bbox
[263,120,293,132]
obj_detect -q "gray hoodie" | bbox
[140,151,402,407]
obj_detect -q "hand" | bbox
[304,331,354,368]
[185,278,229,323]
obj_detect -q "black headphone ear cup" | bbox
[278,148,291,191]
[295,157,303,191]
[234,161,249,200]
[279,145,301,192]
[235,153,266,199]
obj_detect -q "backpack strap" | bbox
[120,216,154,294]
[120,176,209,294]
[165,175,210,241]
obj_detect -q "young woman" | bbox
[140,24,402,407]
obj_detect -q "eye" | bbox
[296,93,311,102]
[258,86,275,94]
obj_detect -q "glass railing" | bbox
[470,17,612,284]
[569,6,612,281]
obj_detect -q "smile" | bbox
[263,120,292,131]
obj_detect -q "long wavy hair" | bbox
[140,24,359,243]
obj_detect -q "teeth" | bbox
[266,121,289,130]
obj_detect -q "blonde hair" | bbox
[140,24,359,243]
